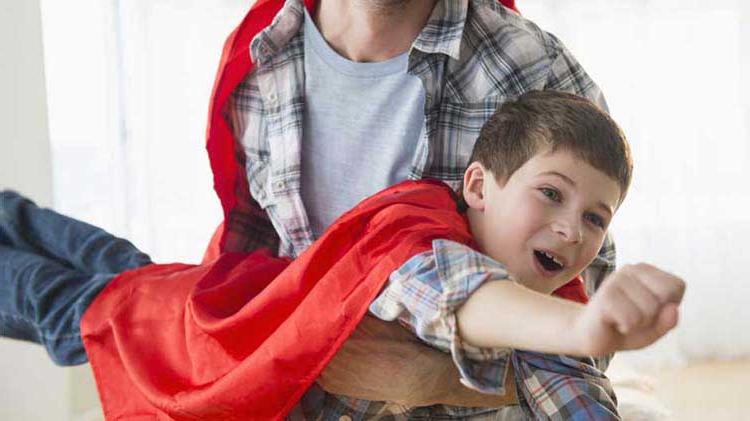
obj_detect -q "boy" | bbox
[318,90,684,419]
[0,91,684,420]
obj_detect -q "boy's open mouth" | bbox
[534,250,564,272]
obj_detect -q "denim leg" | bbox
[0,190,152,274]
[0,244,115,366]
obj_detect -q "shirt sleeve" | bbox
[369,239,516,395]
[512,350,619,420]
[541,32,609,112]
[584,232,617,372]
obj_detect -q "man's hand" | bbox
[575,263,686,357]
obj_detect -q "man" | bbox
[0,0,614,418]
[202,0,614,416]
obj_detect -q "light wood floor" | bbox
[72,358,750,421]
[653,359,749,421]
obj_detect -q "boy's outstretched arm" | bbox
[457,263,686,357]
[368,240,626,418]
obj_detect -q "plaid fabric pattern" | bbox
[227,0,619,418]
[371,240,515,394]
[512,351,618,420]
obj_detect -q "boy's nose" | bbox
[552,218,582,244]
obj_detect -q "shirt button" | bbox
[338,416,352,421]
[267,92,277,103]
[275,180,285,190]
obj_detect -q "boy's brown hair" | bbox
[469,90,632,204]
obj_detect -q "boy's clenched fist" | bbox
[575,263,686,357]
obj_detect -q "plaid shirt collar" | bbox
[413,0,467,60]
[250,0,304,65]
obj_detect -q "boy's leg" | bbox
[0,244,114,366]
[0,190,152,274]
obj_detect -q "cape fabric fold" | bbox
[81,180,475,420]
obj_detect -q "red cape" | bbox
[81,180,587,420]
[82,180,465,420]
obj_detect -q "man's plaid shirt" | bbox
[227,0,618,418]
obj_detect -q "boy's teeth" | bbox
[543,251,563,267]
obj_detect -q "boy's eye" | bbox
[585,213,605,228]
[540,187,561,202]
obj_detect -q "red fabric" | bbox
[553,276,589,305]
[81,181,467,420]
[81,180,587,421]
[203,0,518,258]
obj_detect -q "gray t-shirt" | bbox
[300,9,426,238]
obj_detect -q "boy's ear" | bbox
[463,162,486,211]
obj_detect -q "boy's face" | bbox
[463,149,622,294]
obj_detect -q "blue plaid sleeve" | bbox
[369,239,515,395]
[512,351,619,420]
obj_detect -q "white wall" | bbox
[0,1,72,420]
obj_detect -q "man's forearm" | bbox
[456,281,588,356]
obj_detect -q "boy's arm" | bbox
[370,239,622,419]
[370,240,684,418]
[457,263,685,357]
[370,239,518,394]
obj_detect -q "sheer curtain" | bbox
[41,2,248,415]
[43,0,750,369]
[42,0,249,264]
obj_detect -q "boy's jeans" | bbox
[0,191,152,366]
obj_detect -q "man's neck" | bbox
[314,0,438,62]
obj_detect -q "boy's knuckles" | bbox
[669,278,686,301]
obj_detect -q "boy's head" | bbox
[462,90,632,294]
